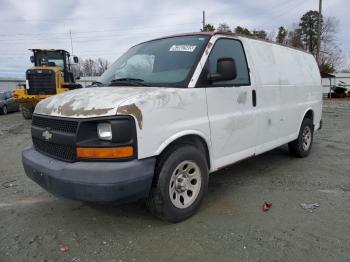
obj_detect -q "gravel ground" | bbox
[0,99,350,262]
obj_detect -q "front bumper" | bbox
[22,146,156,202]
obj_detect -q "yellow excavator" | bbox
[13,49,82,119]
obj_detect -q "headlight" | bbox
[97,123,112,140]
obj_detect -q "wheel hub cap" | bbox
[169,160,202,209]
[175,174,190,192]
[302,126,312,151]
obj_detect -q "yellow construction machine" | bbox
[13,49,82,119]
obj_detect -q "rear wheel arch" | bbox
[304,109,314,123]
[299,108,314,131]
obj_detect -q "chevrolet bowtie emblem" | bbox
[42,130,52,141]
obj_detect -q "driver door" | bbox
[197,38,258,169]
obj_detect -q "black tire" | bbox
[0,105,8,115]
[21,106,33,119]
[288,118,314,158]
[146,144,209,223]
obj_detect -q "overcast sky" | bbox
[0,0,349,77]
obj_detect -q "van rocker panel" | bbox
[22,146,156,202]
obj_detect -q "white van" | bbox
[22,32,322,222]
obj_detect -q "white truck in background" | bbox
[22,32,322,222]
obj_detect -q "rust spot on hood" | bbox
[117,103,143,129]
[54,100,114,117]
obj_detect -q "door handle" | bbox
[252,90,257,107]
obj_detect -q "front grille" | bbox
[33,137,76,162]
[32,115,78,162]
[27,69,56,95]
[32,115,78,133]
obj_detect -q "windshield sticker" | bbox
[169,45,197,52]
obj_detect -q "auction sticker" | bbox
[169,45,197,52]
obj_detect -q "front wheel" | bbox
[0,105,8,115]
[146,145,209,223]
[288,118,314,158]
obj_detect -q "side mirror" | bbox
[207,57,237,83]
[30,56,35,63]
[73,56,79,63]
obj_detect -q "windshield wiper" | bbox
[109,78,150,86]
[87,81,104,87]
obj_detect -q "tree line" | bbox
[201,10,344,73]
[71,57,110,77]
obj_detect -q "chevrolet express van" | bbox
[22,32,322,222]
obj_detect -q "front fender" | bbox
[155,130,210,155]
[115,88,212,169]
[154,130,214,171]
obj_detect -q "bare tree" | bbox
[319,42,344,73]
[216,23,231,32]
[96,58,109,76]
[76,57,110,77]
[286,24,303,49]
[321,17,338,43]
[82,58,96,76]
[319,17,344,72]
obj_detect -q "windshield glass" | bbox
[35,52,65,68]
[98,35,209,87]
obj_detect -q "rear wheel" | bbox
[0,105,8,115]
[288,118,314,158]
[146,144,209,223]
[21,106,33,119]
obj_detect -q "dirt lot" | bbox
[0,99,350,262]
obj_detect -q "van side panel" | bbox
[245,39,322,155]
[245,39,285,152]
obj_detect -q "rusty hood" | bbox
[34,86,160,118]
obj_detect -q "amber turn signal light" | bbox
[77,146,133,159]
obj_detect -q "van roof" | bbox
[141,32,311,55]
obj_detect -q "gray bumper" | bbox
[22,146,156,202]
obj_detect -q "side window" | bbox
[5,92,12,99]
[200,38,250,86]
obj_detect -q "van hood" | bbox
[34,86,161,118]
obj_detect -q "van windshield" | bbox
[98,35,209,87]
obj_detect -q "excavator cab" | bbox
[13,49,82,119]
